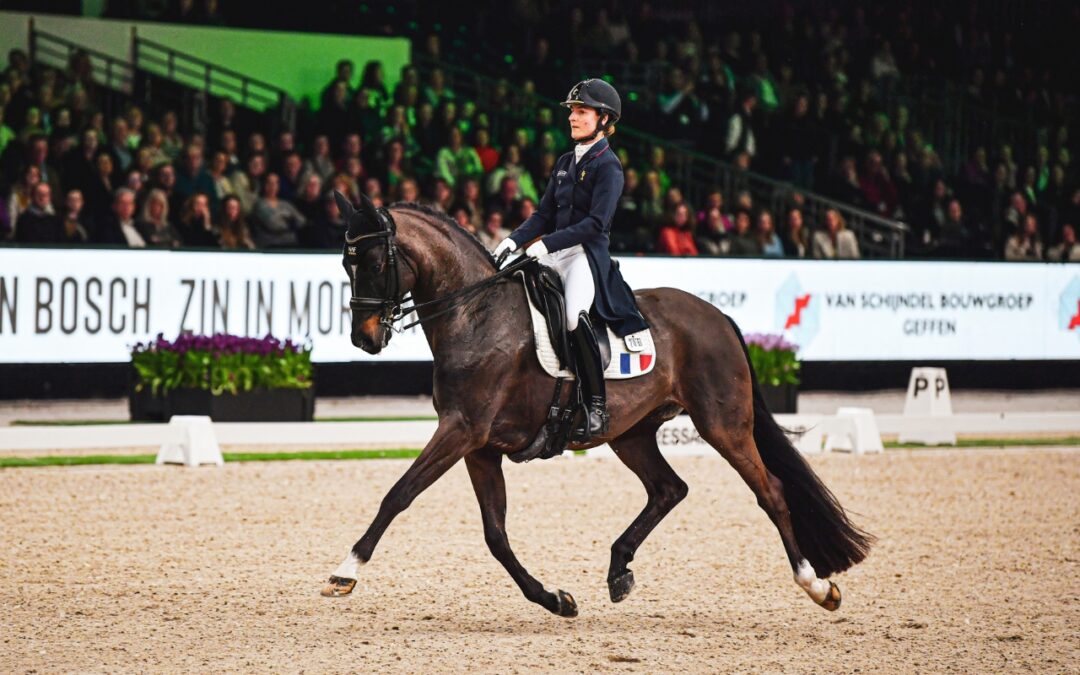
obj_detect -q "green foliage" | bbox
[744,333,801,387]
[130,333,313,396]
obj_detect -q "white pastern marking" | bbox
[795,559,830,603]
[333,553,364,580]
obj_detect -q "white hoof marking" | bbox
[333,553,364,580]
[795,559,830,603]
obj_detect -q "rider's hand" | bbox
[525,240,548,259]
[494,237,517,265]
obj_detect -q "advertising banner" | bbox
[0,248,1077,363]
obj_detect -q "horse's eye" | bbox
[371,262,382,274]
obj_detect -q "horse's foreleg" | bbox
[464,450,578,617]
[322,415,474,597]
[606,425,689,603]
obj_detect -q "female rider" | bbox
[494,79,648,441]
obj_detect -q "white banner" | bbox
[0,248,1077,363]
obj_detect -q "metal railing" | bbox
[28,24,134,95]
[414,55,908,258]
[133,35,296,133]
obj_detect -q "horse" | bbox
[323,193,872,618]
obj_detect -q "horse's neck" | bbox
[398,216,501,354]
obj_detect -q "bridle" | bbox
[343,206,533,333]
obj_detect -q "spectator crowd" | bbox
[2,0,1079,263]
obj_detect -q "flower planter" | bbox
[129,387,315,422]
[165,387,315,422]
[760,383,798,414]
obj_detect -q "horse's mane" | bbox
[390,202,498,270]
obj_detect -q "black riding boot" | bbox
[571,312,609,439]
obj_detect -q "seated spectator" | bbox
[232,154,266,215]
[724,89,757,163]
[279,152,304,202]
[217,195,255,250]
[250,173,304,248]
[381,139,414,196]
[137,188,180,248]
[398,178,421,204]
[476,210,510,251]
[159,111,183,160]
[485,145,538,202]
[312,191,347,249]
[5,163,39,238]
[782,208,809,258]
[177,193,219,248]
[936,199,971,257]
[695,207,728,256]
[656,203,698,256]
[435,127,484,188]
[307,135,335,182]
[84,153,116,223]
[457,178,484,232]
[208,151,234,203]
[812,208,861,259]
[60,189,91,243]
[859,151,898,217]
[756,210,784,257]
[294,173,324,224]
[174,144,216,209]
[1047,224,1080,262]
[14,183,63,243]
[486,176,520,223]
[450,203,477,236]
[95,188,145,247]
[696,191,731,232]
[727,210,761,257]
[1004,213,1043,261]
[473,128,499,173]
[427,177,454,214]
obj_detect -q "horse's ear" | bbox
[333,190,355,220]
[357,191,381,229]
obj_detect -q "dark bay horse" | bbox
[323,194,872,617]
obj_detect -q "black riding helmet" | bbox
[561,79,621,140]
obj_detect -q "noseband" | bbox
[343,207,537,333]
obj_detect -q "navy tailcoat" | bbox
[508,137,648,337]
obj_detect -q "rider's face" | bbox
[568,105,602,141]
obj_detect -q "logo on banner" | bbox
[775,274,820,346]
[1061,276,1080,337]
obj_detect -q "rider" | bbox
[494,79,648,440]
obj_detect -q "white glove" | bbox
[525,240,549,259]
[493,238,517,258]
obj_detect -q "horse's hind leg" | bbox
[464,451,578,617]
[687,404,842,611]
[606,423,689,603]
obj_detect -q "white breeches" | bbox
[540,244,595,331]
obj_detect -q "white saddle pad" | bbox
[518,273,656,380]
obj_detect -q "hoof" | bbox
[608,570,635,603]
[320,575,357,598]
[555,589,578,618]
[818,581,842,611]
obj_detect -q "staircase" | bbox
[28,22,296,138]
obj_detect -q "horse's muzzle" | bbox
[352,314,389,354]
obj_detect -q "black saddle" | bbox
[520,260,610,372]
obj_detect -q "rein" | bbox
[344,207,532,332]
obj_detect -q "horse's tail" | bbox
[725,315,873,577]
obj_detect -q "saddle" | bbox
[520,261,610,372]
